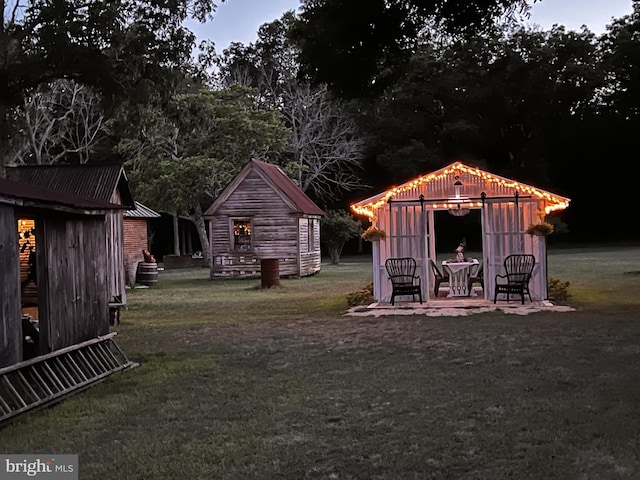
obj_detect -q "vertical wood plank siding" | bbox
[42,216,109,351]
[106,211,126,302]
[0,206,21,368]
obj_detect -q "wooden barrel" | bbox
[260,259,280,288]
[136,262,158,287]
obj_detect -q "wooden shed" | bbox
[7,164,135,306]
[351,161,571,303]
[0,177,125,365]
[0,177,137,425]
[204,159,325,278]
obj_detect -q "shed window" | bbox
[308,218,317,251]
[232,219,252,251]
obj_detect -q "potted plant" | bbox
[361,225,387,241]
[526,221,554,236]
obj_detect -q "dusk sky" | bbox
[188,0,635,52]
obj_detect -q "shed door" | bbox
[378,203,429,302]
[40,216,110,352]
[0,205,21,368]
[482,199,541,300]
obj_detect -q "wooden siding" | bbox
[40,215,110,352]
[210,170,305,278]
[384,168,511,204]
[106,211,126,302]
[0,205,21,368]
[298,216,322,276]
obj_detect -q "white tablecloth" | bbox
[442,259,479,296]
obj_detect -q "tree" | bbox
[8,79,108,165]
[355,23,604,190]
[320,209,362,264]
[120,84,291,264]
[1,0,219,173]
[291,0,532,97]
[216,12,367,205]
[598,1,640,120]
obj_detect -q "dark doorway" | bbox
[434,209,482,257]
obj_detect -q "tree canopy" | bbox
[291,0,532,97]
[0,0,219,169]
[120,84,290,261]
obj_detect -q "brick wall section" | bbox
[123,218,148,286]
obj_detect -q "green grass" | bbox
[3,246,640,479]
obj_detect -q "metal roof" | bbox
[124,201,161,218]
[0,177,124,211]
[253,160,326,216]
[205,159,325,217]
[7,164,135,208]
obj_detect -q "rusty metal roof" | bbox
[0,177,124,211]
[204,159,325,217]
[7,164,135,208]
[251,160,325,216]
[124,201,161,218]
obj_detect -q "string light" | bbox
[351,161,570,219]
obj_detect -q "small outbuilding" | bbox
[1,177,125,364]
[0,177,137,425]
[204,159,325,279]
[351,161,571,303]
[7,164,135,306]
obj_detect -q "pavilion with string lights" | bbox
[350,161,571,304]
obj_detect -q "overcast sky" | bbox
[188,0,635,52]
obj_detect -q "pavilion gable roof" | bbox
[351,161,570,220]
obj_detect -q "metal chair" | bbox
[429,259,449,298]
[493,254,535,304]
[385,257,423,305]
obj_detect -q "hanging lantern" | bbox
[449,173,469,216]
[454,175,462,200]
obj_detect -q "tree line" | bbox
[2,0,638,250]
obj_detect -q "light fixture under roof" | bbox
[449,173,470,216]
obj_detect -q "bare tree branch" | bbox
[9,79,109,164]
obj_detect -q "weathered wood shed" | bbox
[0,177,125,367]
[204,159,325,278]
[7,164,135,306]
[351,161,571,303]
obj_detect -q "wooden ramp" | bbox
[0,332,137,427]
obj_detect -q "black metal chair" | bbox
[429,259,449,298]
[493,254,535,304]
[467,262,484,296]
[385,257,423,305]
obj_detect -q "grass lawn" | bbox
[2,245,640,479]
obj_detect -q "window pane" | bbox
[233,220,252,251]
